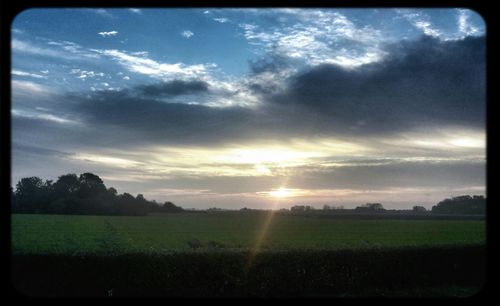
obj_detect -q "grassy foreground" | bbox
[11,246,485,297]
[10,213,486,297]
[11,213,485,254]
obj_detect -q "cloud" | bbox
[181,30,194,38]
[12,70,47,79]
[397,9,442,38]
[213,17,229,23]
[70,69,105,79]
[13,39,100,62]
[129,8,142,14]
[131,51,149,57]
[12,39,70,59]
[67,90,256,146]
[285,159,485,192]
[414,21,441,38]
[45,40,100,59]
[91,48,214,81]
[12,142,74,158]
[98,31,118,37]
[11,34,485,156]
[238,10,385,68]
[10,9,486,209]
[12,80,51,96]
[136,159,485,194]
[12,109,79,125]
[19,34,481,151]
[139,80,209,97]
[457,9,482,37]
[263,35,485,133]
[94,9,114,18]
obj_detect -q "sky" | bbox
[11,8,486,210]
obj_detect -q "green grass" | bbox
[10,213,486,297]
[11,213,486,255]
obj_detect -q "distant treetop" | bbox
[12,172,183,216]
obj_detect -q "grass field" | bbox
[11,212,486,254]
[10,212,487,297]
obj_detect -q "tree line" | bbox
[11,172,486,216]
[11,173,184,216]
[288,196,486,215]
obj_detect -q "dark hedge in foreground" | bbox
[11,245,485,298]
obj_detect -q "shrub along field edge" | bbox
[11,244,485,297]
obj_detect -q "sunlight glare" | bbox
[269,187,293,198]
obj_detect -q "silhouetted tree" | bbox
[162,201,184,212]
[12,172,182,216]
[53,174,79,197]
[108,187,118,196]
[13,177,52,213]
[355,203,385,212]
[290,205,314,212]
[431,195,485,214]
[46,174,80,213]
[78,173,106,198]
[412,205,427,213]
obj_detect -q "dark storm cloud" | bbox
[264,35,485,133]
[69,90,263,146]
[16,35,485,148]
[138,80,209,97]
[67,88,357,147]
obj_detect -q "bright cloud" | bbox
[92,48,214,80]
[98,31,118,37]
[213,17,229,23]
[70,69,106,79]
[181,30,194,38]
[397,9,442,38]
[12,39,71,59]
[129,8,142,14]
[94,9,114,18]
[12,80,52,96]
[239,10,385,68]
[12,70,47,79]
[12,109,78,125]
[457,9,482,37]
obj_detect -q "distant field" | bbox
[11,212,486,254]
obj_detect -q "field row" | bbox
[11,213,486,254]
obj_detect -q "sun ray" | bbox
[245,179,291,273]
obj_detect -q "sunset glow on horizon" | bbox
[12,8,485,210]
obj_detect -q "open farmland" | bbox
[11,212,486,297]
[11,213,485,254]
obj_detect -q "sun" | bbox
[269,187,292,198]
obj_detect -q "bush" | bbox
[187,239,204,249]
[207,240,226,249]
[11,245,485,297]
